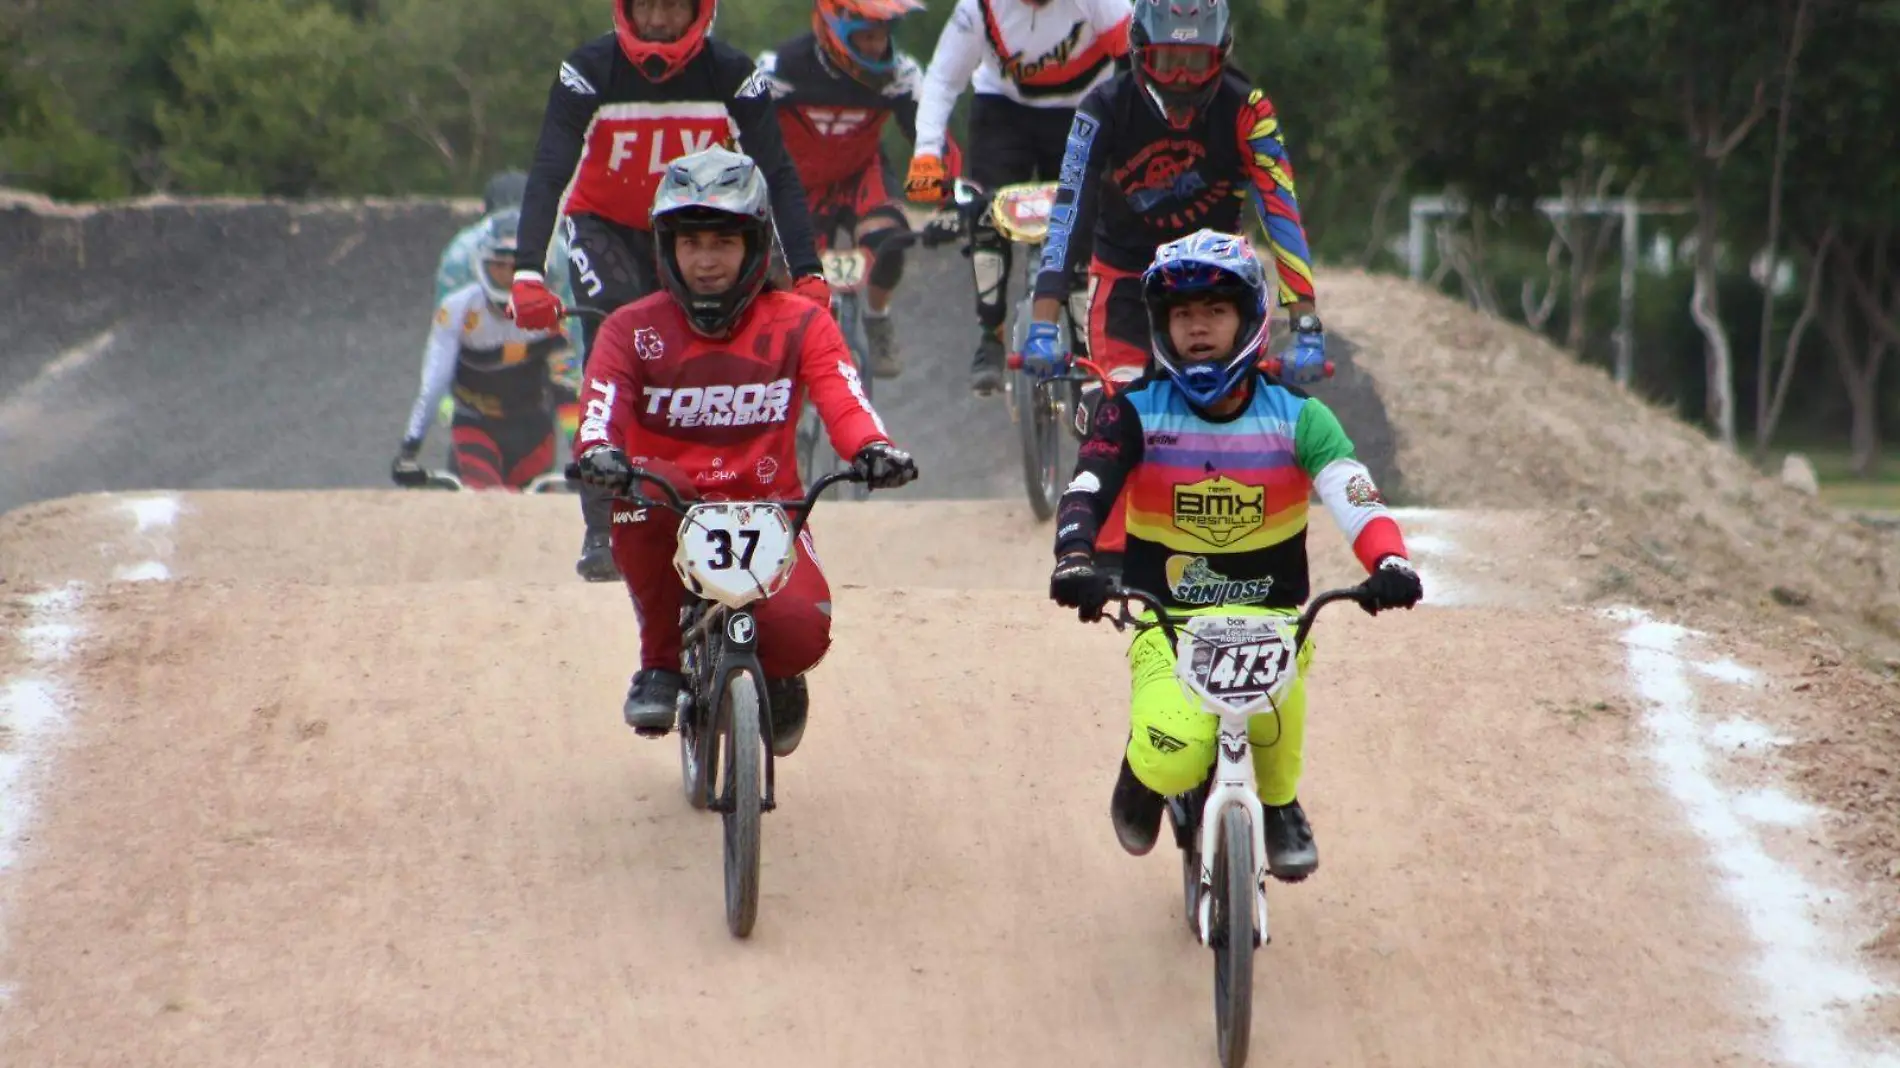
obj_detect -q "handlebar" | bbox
[400,467,570,494]
[563,461,867,540]
[1097,583,1371,654]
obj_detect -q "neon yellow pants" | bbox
[1125,605,1316,806]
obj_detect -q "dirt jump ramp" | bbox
[4,490,1892,1068]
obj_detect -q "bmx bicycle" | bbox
[918,177,1090,522]
[572,459,869,938]
[1093,582,1372,1068]
[792,227,918,503]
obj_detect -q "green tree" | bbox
[155,0,400,195]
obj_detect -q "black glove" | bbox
[852,441,918,490]
[1049,552,1110,622]
[390,439,427,488]
[575,444,634,494]
[1361,556,1423,615]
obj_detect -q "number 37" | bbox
[704,528,761,570]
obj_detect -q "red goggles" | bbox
[1139,44,1222,86]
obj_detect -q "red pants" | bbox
[1086,259,1147,556]
[450,417,555,490]
[609,502,834,679]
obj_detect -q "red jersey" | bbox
[575,289,889,500]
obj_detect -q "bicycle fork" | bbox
[1195,722,1272,949]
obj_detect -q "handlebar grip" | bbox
[1261,357,1336,380]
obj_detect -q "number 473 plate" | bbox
[671,503,798,609]
[1177,614,1298,712]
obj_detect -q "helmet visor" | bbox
[1140,44,1221,86]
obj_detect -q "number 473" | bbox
[1208,642,1284,689]
[704,528,761,570]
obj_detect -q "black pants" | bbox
[967,95,1079,336]
[563,213,660,540]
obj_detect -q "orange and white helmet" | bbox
[813,0,921,87]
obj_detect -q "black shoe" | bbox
[969,330,1005,396]
[766,676,809,757]
[624,669,685,734]
[1110,756,1165,856]
[1263,799,1319,881]
[864,314,901,379]
[576,530,619,583]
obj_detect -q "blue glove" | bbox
[1281,327,1328,385]
[1021,320,1067,377]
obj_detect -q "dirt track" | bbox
[5,491,1894,1067]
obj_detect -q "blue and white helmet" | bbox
[1140,229,1269,408]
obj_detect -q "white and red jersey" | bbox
[913,0,1133,156]
[574,289,889,502]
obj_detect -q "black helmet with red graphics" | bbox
[615,0,716,83]
[1129,0,1232,130]
[650,146,776,338]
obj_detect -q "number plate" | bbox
[1177,614,1297,712]
[821,248,868,292]
[671,502,797,609]
[990,182,1058,243]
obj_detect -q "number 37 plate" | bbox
[671,503,799,609]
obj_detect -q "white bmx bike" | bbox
[1095,583,1372,1068]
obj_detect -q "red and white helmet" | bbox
[614,0,717,83]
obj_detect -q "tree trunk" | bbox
[1834,232,1898,476]
[1754,0,1813,455]
[1689,166,1738,446]
[1759,226,1833,454]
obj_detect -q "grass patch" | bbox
[1773,445,1900,513]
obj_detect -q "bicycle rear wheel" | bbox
[718,669,765,937]
[1213,804,1256,1068]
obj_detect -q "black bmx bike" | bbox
[571,459,868,938]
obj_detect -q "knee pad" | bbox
[970,217,1011,325]
[859,226,909,290]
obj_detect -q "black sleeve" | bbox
[1033,86,1113,301]
[517,49,599,277]
[1053,391,1144,557]
[724,55,822,278]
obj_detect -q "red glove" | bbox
[508,273,564,331]
[792,273,832,310]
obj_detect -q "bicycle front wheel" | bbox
[1213,804,1256,1068]
[718,669,765,938]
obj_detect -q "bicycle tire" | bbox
[1213,804,1256,1068]
[720,669,765,937]
[833,293,873,502]
[1015,365,1070,522]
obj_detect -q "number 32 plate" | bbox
[671,503,798,609]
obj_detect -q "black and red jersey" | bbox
[517,34,822,281]
[760,34,916,191]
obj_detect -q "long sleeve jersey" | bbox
[404,285,567,443]
[1055,373,1406,610]
[516,34,822,282]
[759,34,930,191]
[1034,71,1316,306]
[574,288,889,502]
[433,220,583,387]
[912,0,1132,156]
